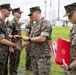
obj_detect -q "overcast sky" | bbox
[0,0,76,21]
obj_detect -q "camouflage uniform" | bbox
[4,19,10,75]
[29,17,52,75]
[63,3,76,75]
[65,25,76,75]
[7,18,22,75]
[0,18,9,75]
[25,22,33,69]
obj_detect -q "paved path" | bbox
[18,67,33,75]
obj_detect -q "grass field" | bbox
[19,27,71,75]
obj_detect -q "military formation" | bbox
[0,2,76,75]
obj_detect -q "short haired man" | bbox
[60,2,76,75]
[0,4,21,75]
[7,8,23,75]
[22,6,52,75]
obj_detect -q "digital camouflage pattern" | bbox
[30,18,52,57]
[64,2,76,17]
[29,17,52,75]
[63,2,76,75]
[0,18,9,75]
[31,56,51,75]
[7,18,22,75]
[7,18,22,44]
[25,22,33,34]
[67,25,76,75]
[25,22,34,69]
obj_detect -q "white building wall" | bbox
[55,21,63,26]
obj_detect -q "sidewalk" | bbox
[18,67,33,75]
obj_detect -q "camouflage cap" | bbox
[0,3,13,11]
[12,8,23,14]
[63,2,76,17]
[28,6,41,16]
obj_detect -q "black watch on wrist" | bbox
[68,65,72,71]
[28,38,31,42]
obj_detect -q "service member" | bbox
[7,8,23,75]
[25,14,34,70]
[0,4,21,75]
[22,6,52,75]
[60,2,76,75]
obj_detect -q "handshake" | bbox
[10,35,30,52]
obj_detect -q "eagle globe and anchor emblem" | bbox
[62,49,66,54]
